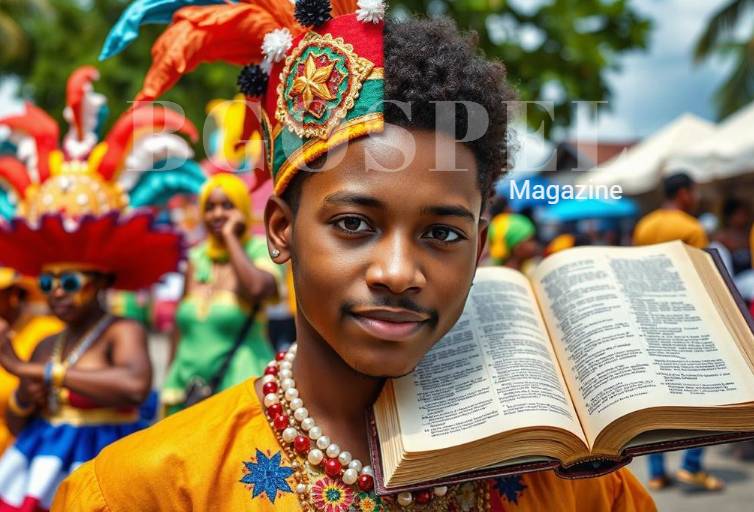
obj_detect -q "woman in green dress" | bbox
[162,173,280,413]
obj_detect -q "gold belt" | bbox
[43,405,140,426]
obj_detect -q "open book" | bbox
[370,241,754,492]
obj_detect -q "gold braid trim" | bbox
[273,113,384,196]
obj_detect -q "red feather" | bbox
[97,105,198,181]
[0,157,32,198]
[66,66,100,141]
[0,102,59,183]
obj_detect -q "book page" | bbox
[392,267,584,452]
[531,241,754,444]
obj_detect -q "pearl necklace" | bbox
[261,344,456,509]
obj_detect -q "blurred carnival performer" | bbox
[487,212,540,271]
[55,2,654,510]
[162,173,280,413]
[633,172,722,491]
[203,96,296,353]
[0,68,188,511]
[0,66,206,334]
[0,269,62,456]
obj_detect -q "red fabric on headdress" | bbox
[0,212,182,290]
[263,13,384,119]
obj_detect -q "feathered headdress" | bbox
[0,66,205,289]
[103,0,385,195]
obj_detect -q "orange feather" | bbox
[137,3,304,102]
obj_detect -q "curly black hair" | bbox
[283,16,515,211]
[384,16,514,203]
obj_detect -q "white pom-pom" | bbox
[262,28,293,64]
[356,0,385,23]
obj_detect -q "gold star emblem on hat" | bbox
[290,54,342,117]
[276,32,375,139]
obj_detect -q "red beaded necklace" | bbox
[261,345,485,510]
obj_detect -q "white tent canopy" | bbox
[666,100,754,181]
[575,113,715,195]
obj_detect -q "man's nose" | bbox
[364,232,426,295]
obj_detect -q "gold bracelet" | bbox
[51,363,67,388]
[8,391,34,417]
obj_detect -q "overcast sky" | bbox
[571,0,736,141]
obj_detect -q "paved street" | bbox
[630,445,754,511]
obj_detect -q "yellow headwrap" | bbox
[198,173,253,262]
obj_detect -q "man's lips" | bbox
[349,307,430,341]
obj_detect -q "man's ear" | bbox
[476,218,489,266]
[265,195,294,263]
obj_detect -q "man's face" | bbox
[267,126,486,377]
[678,185,699,213]
[40,266,107,324]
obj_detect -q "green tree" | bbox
[4,0,237,147]
[392,0,652,136]
[3,0,652,140]
[0,0,53,71]
[694,0,754,118]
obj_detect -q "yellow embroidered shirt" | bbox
[53,380,655,511]
[0,315,63,454]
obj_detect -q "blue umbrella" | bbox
[539,197,639,223]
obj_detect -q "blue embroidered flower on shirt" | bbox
[240,449,294,503]
[495,475,527,504]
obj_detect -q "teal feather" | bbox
[129,159,206,208]
[100,0,229,61]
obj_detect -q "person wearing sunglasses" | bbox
[0,149,183,510]
[0,269,63,457]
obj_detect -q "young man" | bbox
[54,2,655,510]
[633,172,708,249]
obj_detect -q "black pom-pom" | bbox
[237,65,268,97]
[295,0,332,27]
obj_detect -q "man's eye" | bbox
[424,226,462,242]
[336,217,371,233]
